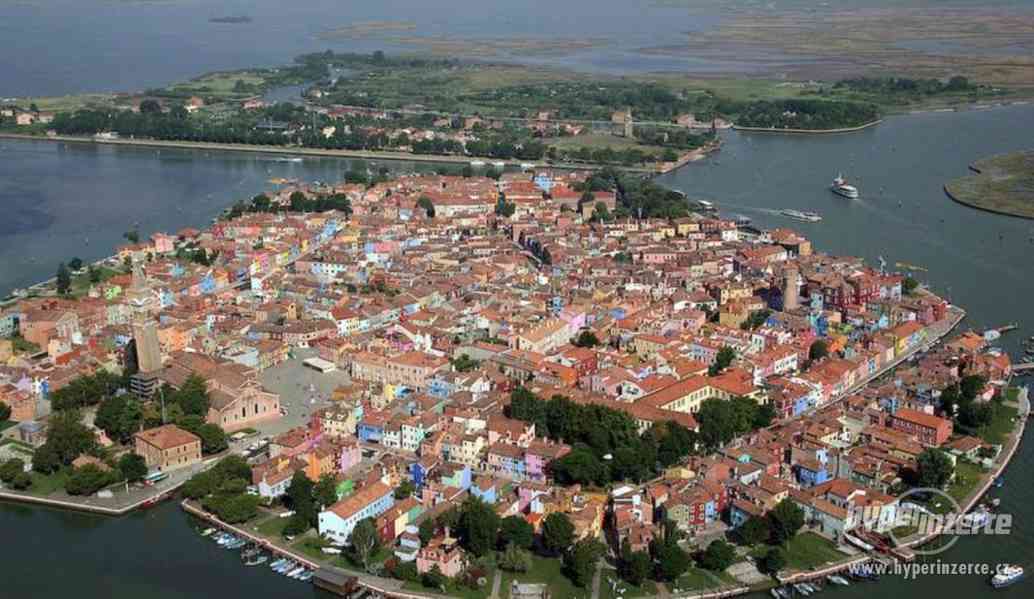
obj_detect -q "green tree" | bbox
[419,518,437,545]
[916,448,954,489]
[573,330,600,348]
[118,453,148,482]
[171,374,210,417]
[903,277,919,295]
[315,474,339,508]
[285,470,317,526]
[0,402,11,422]
[624,549,652,586]
[211,493,261,523]
[32,444,62,474]
[123,228,141,244]
[695,399,737,450]
[421,565,447,591]
[88,264,101,283]
[65,464,113,496]
[68,257,84,271]
[767,499,805,545]
[417,195,435,218]
[499,515,534,549]
[499,542,532,573]
[395,479,415,499]
[94,395,143,444]
[457,496,499,557]
[542,512,575,555]
[697,539,735,572]
[9,471,31,490]
[760,546,787,576]
[450,354,480,373]
[36,410,97,468]
[0,458,25,484]
[563,538,604,587]
[809,340,829,362]
[348,517,381,571]
[56,262,71,295]
[708,346,736,376]
[738,515,770,547]
[551,448,607,486]
[196,424,228,454]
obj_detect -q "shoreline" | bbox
[732,119,883,135]
[942,184,1034,221]
[0,132,666,174]
[942,151,1034,221]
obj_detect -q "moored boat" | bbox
[827,574,850,586]
[991,564,1024,589]
[780,209,823,222]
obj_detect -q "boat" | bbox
[827,574,850,586]
[287,566,306,578]
[733,214,753,226]
[991,564,1024,589]
[200,528,215,537]
[469,160,486,167]
[244,555,268,566]
[780,209,823,222]
[793,583,812,595]
[770,589,783,599]
[831,174,860,199]
[297,570,314,582]
[697,199,717,211]
[994,476,1004,488]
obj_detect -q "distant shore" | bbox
[733,119,883,135]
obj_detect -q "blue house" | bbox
[358,419,385,443]
[470,478,498,504]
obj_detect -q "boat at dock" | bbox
[831,174,860,198]
[991,564,1024,588]
[780,209,823,222]
[827,574,851,586]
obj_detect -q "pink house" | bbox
[416,533,465,577]
[338,437,362,473]
[151,233,176,254]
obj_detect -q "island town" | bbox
[0,166,1027,599]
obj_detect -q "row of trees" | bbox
[733,99,880,130]
[695,396,777,451]
[224,191,353,220]
[182,456,262,523]
[507,388,697,486]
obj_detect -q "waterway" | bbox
[0,139,418,296]
[1,105,1033,597]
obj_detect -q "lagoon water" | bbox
[1,104,1033,596]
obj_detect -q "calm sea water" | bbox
[1,104,1033,597]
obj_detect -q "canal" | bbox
[2,103,1033,597]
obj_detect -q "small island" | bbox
[209,16,253,24]
[944,150,1034,219]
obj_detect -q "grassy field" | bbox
[70,266,121,297]
[10,94,118,113]
[255,514,292,538]
[947,460,985,504]
[672,566,738,592]
[166,70,269,100]
[779,533,847,571]
[497,554,591,599]
[945,151,1034,219]
[978,403,1020,446]
[28,469,69,496]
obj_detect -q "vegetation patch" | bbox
[945,151,1034,219]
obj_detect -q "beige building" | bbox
[134,424,202,472]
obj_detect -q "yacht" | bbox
[991,565,1024,589]
[780,209,823,222]
[831,174,860,198]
